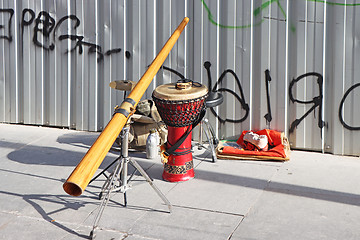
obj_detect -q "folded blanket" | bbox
[216,129,291,161]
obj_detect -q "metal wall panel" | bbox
[0,0,359,156]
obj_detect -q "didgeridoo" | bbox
[63,17,189,196]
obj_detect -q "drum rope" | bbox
[166,145,192,156]
[153,96,207,128]
[162,108,206,158]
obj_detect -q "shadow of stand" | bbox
[0,190,90,239]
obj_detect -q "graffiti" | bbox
[1,5,359,135]
[202,0,360,31]
[0,9,14,41]
[160,65,185,79]
[162,63,360,134]
[201,0,288,29]
[1,8,129,62]
[339,83,360,130]
[33,11,56,50]
[307,0,360,6]
[58,35,106,62]
[204,61,249,123]
[264,69,273,125]
[161,61,249,124]
[289,72,360,133]
[21,9,36,31]
[201,0,261,29]
[289,72,326,133]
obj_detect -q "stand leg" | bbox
[91,159,123,239]
[196,118,218,163]
[90,124,171,238]
[203,119,218,163]
[89,158,118,184]
[120,156,129,206]
[129,158,172,213]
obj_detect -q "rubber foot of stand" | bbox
[90,229,96,240]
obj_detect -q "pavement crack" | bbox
[227,166,281,239]
[171,204,244,217]
[227,217,245,240]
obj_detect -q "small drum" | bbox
[153,80,208,182]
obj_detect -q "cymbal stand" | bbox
[90,123,172,239]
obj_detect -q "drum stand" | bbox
[197,118,218,163]
[90,123,172,239]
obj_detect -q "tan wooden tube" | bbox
[63,17,189,196]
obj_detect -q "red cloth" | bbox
[221,129,286,158]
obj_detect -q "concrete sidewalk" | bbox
[0,123,359,240]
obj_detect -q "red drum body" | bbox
[164,125,194,182]
[153,81,208,182]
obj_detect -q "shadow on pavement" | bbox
[5,132,360,210]
[0,190,90,239]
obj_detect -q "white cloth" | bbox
[243,131,268,150]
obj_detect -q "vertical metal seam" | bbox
[341,0,347,154]
[108,0,112,120]
[249,0,254,130]
[14,1,19,122]
[2,0,5,121]
[41,0,45,124]
[95,0,99,130]
[284,0,290,135]
[82,1,85,130]
[169,1,172,69]
[322,1,327,153]
[67,1,72,128]
[153,0,157,86]
[268,0,272,131]
[124,0,127,86]
[268,0,272,70]
[138,1,142,81]
[232,0,236,136]
[303,0,308,146]
[215,0,220,136]
[54,2,58,125]
[184,0,188,78]
[200,0,204,87]
[14,2,19,123]
[28,28,31,124]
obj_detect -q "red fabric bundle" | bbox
[220,129,289,160]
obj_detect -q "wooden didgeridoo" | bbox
[63,17,189,196]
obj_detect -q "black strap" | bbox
[124,97,136,106]
[113,108,130,117]
[163,108,206,157]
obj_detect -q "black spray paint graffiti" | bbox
[0,8,14,41]
[289,72,360,132]
[161,62,250,123]
[204,61,249,123]
[264,69,272,125]
[1,8,130,62]
[339,83,360,131]
[289,72,326,133]
[162,63,359,133]
[2,8,359,132]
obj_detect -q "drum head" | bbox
[152,82,208,101]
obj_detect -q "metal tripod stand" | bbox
[90,123,172,239]
[197,118,218,163]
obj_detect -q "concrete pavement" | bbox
[0,123,359,240]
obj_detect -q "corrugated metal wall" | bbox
[0,0,359,156]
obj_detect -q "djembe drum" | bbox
[153,79,208,182]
